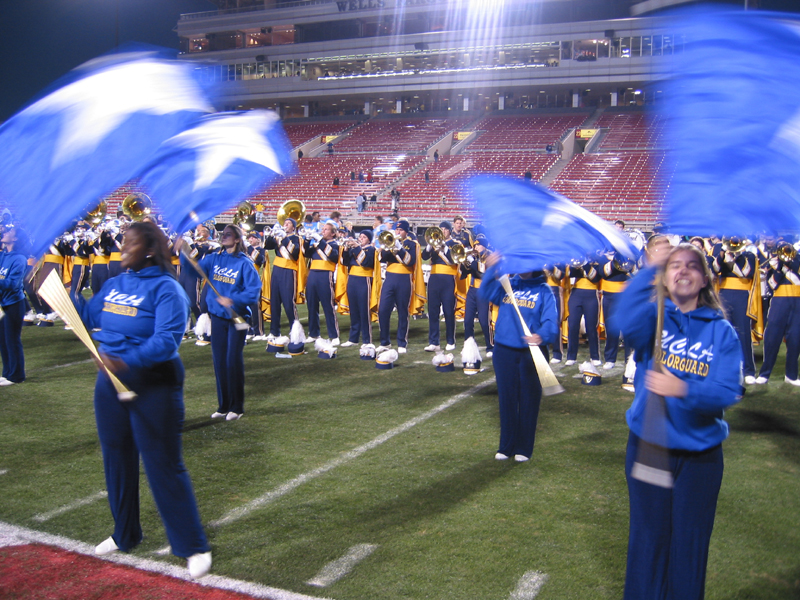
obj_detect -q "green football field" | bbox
[1,309,798,599]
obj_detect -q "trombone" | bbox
[424,226,445,251]
[377,230,398,254]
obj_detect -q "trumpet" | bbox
[121,193,152,221]
[424,226,445,251]
[342,237,360,250]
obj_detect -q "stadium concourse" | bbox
[101,107,667,231]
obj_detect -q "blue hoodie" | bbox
[0,249,27,306]
[479,266,558,349]
[76,266,189,370]
[617,266,743,452]
[198,250,260,320]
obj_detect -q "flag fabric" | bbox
[139,110,294,234]
[0,47,215,258]
[470,176,637,274]
[663,9,800,237]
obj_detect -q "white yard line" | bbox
[509,570,549,600]
[32,490,108,523]
[0,521,332,600]
[37,358,95,372]
[210,377,496,527]
[0,469,7,476]
[306,544,378,588]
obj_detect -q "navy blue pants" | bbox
[210,315,247,415]
[347,275,372,344]
[464,285,492,350]
[0,300,25,383]
[493,343,543,459]
[603,291,629,364]
[306,270,339,339]
[70,264,89,300]
[108,260,122,278]
[567,288,599,361]
[427,273,456,346]
[379,272,411,348]
[179,274,203,321]
[91,263,110,295]
[624,433,723,600]
[27,263,58,315]
[269,266,298,336]
[719,289,755,377]
[94,358,209,558]
[549,285,563,360]
[248,299,264,337]
[759,296,800,381]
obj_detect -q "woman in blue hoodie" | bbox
[480,255,558,462]
[0,226,30,386]
[617,242,742,600]
[198,224,260,421]
[75,221,211,578]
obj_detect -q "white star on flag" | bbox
[162,111,285,191]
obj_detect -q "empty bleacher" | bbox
[334,117,473,155]
[468,114,587,151]
[283,122,353,148]
[594,111,667,151]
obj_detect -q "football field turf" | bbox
[1,311,798,599]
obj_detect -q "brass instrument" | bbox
[450,242,467,264]
[612,255,636,273]
[276,199,306,227]
[377,230,398,254]
[777,242,797,262]
[343,237,360,250]
[85,201,107,225]
[121,193,153,221]
[569,258,585,268]
[232,202,256,232]
[721,236,747,256]
[424,226,445,251]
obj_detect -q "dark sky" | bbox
[0,0,216,121]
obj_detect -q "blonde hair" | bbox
[662,243,725,316]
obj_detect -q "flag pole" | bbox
[630,268,674,488]
[499,275,564,396]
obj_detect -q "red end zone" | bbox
[0,544,258,600]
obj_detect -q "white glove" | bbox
[769,257,780,270]
[394,240,402,251]
[426,244,432,252]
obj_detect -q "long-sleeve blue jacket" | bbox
[75,266,188,370]
[479,266,558,349]
[0,249,27,306]
[616,266,743,451]
[198,250,260,320]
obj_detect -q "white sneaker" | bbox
[755,376,768,384]
[245,334,254,340]
[304,336,318,344]
[549,357,561,364]
[0,379,16,387]
[744,375,756,385]
[95,536,119,555]
[226,412,242,421]
[424,344,441,352]
[0,377,7,384]
[445,344,456,351]
[495,452,509,460]
[187,551,212,578]
[591,359,602,366]
[398,347,407,354]
[330,337,340,346]
[376,345,391,352]
[514,455,529,462]
[486,351,493,358]
[564,360,576,366]
[785,376,800,387]
[211,412,226,419]
[603,362,615,370]
[265,334,276,342]
[340,341,356,347]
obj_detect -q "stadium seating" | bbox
[468,114,588,151]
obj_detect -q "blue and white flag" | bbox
[139,110,294,234]
[663,9,800,237]
[0,48,215,258]
[470,176,636,274]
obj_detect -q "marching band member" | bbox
[61,222,94,301]
[422,221,458,352]
[565,257,602,366]
[451,216,472,323]
[27,240,63,326]
[755,241,800,385]
[545,263,568,364]
[245,231,268,341]
[0,227,31,385]
[303,222,340,345]
[74,221,212,578]
[107,214,125,279]
[460,232,493,356]
[179,224,217,343]
[712,238,761,384]
[480,253,558,462]
[341,230,379,347]
[377,220,418,353]
[265,218,302,340]
[199,225,260,420]
[599,251,634,370]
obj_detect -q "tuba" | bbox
[121,193,153,221]
[424,226,445,251]
[232,202,256,232]
[85,201,107,225]
[276,199,306,227]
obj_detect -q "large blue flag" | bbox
[0,48,215,257]
[663,9,800,237]
[470,176,637,274]
[139,110,295,234]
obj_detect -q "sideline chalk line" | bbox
[306,543,378,588]
[210,377,496,527]
[32,490,108,523]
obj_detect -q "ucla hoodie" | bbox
[0,249,27,306]
[198,250,260,320]
[617,266,743,451]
